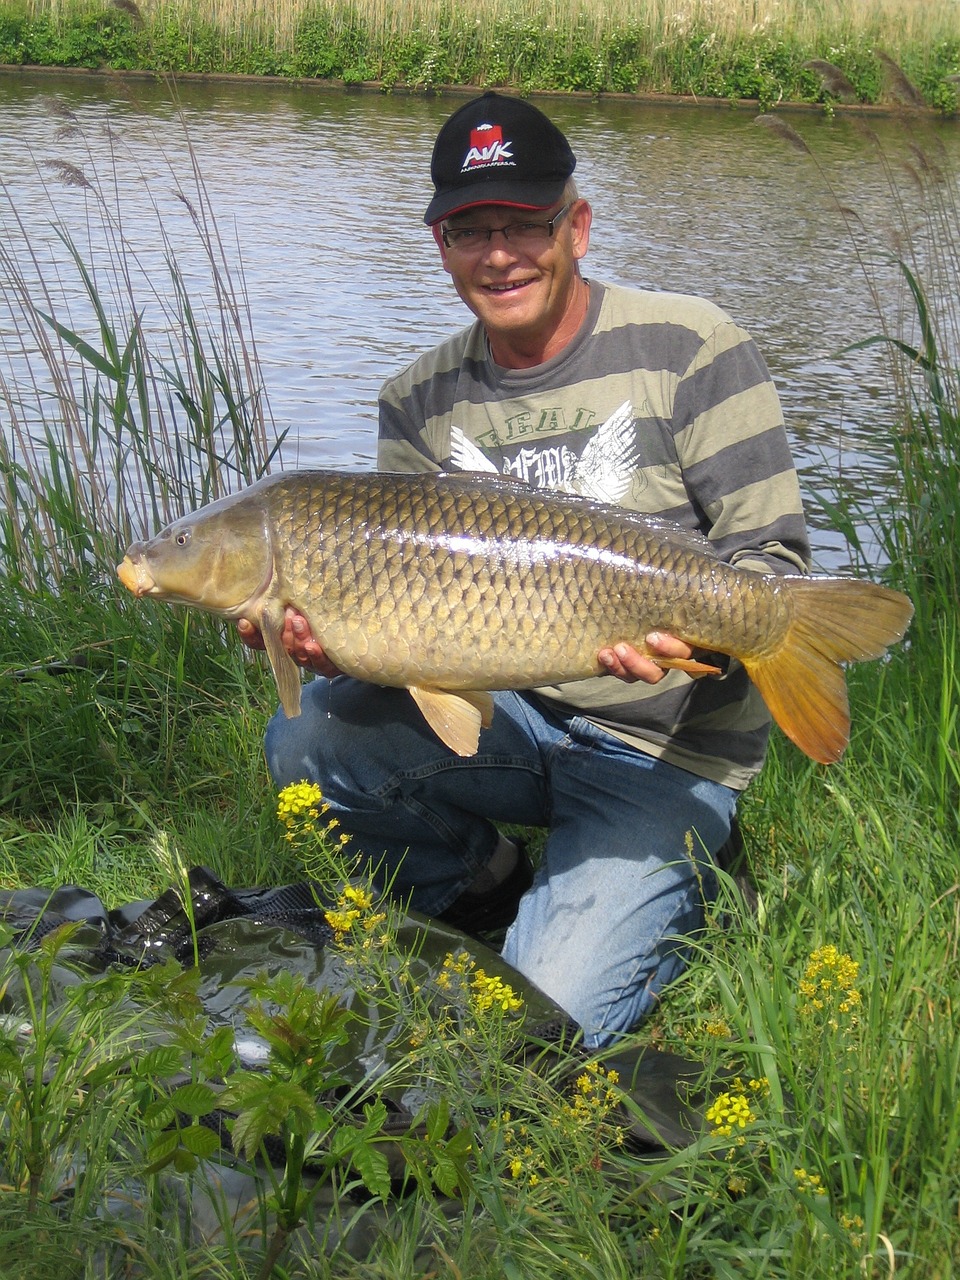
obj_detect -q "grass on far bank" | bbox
[0,0,958,109]
[0,85,958,1279]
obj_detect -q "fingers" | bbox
[237,610,342,678]
[237,618,265,651]
[598,632,694,685]
[283,608,342,677]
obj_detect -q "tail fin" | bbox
[742,579,913,764]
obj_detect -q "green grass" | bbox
[0,0,958,110]
[0,88,958,1279]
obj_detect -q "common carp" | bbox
[117,469,913,763]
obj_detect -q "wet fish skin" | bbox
[117,469,914,763]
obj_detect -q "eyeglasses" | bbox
[441,203,573,252]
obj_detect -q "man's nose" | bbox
[482,231,521,262]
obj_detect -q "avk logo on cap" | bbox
[461,123,515,172]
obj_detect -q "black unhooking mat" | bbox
[0,867,710,1256]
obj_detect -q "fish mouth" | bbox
[117,554,156,597]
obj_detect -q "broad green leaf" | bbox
[350,1144,392,1202]
[169,1081,220,1117]
[142,1098,176,1129]
[143,1129,181,1174]
[134,1045,186,1079]
[179,1123,222,1159]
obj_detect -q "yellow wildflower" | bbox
[276,780,325,836]
[324,881,386,943]
[705,1090,756,1138]
[794,1167,828,1196]
[798,944,862,1029]
[704,1017,732,1038]
[470,969,523,1015]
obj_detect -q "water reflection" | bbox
[2,74,956,569]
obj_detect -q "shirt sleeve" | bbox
[671,317,811,577]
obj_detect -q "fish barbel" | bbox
[117,470,913,763]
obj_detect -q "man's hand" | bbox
[598,632,695,684]
[237,608,343,678]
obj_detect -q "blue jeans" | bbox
[265,678,738,1047]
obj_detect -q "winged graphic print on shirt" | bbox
[449,400,640,503]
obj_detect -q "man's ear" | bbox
[431,223,453,274]
[570,200,592,262]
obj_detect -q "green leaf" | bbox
[169,1081,220,1117]
[359,1099,388,1137]
[134,1045,185,1079]
[350,1143,392,1202]
[226,1078,318,1160]
[36,309,119,379]
[199,1025,237,1075]
[424,1096,451,1143]
[143,1129,181,1174]
[433,1126,474,1198]
[172,1146,199,1173]
[430,1152,463,1198]
[141,1098,176,1129]
[179,1122,221,1159]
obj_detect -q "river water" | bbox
[2,72,958,569]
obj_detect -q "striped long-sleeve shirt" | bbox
[378,279,811,788]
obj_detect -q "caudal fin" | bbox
[742,578,913,764]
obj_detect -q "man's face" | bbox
[432,199,592,366]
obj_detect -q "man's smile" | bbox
[484,279,535,293]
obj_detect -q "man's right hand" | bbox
[237,608,343,678]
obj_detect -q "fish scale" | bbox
[117,469,913,762]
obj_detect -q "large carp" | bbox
[117,469,913,763]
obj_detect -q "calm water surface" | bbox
[2,73,958,568]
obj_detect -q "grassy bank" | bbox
[1,97,958,1278]
[0,0,959,109]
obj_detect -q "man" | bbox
[242,92,810,1047]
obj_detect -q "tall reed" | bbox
[0,98,284,820]
[0,97,282,589]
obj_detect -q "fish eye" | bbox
[175,530,190,547]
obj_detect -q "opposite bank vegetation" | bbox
[0,0,959,111]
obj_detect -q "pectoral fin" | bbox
[649,656,723,677]
[409,686,495,757]
[259,615,304,718]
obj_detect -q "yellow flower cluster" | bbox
[706,1091,755,1138]
[563,1060,622,1125]
[794,1166,828,1196]
[276,780,325,833]
[705,1076,767,1139]
[703,1017,732,1038]
[798,944,862,1029]
[839,1211,865,1248]
[471,970,523,1014]
[553,1059,626,1164]
[324,883,387,943]
[434,950,524,1017]
[276,780,353,854]
[497,1109,543,1187]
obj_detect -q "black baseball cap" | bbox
[424,91,577,225]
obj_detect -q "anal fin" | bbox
[409,686,494,756]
